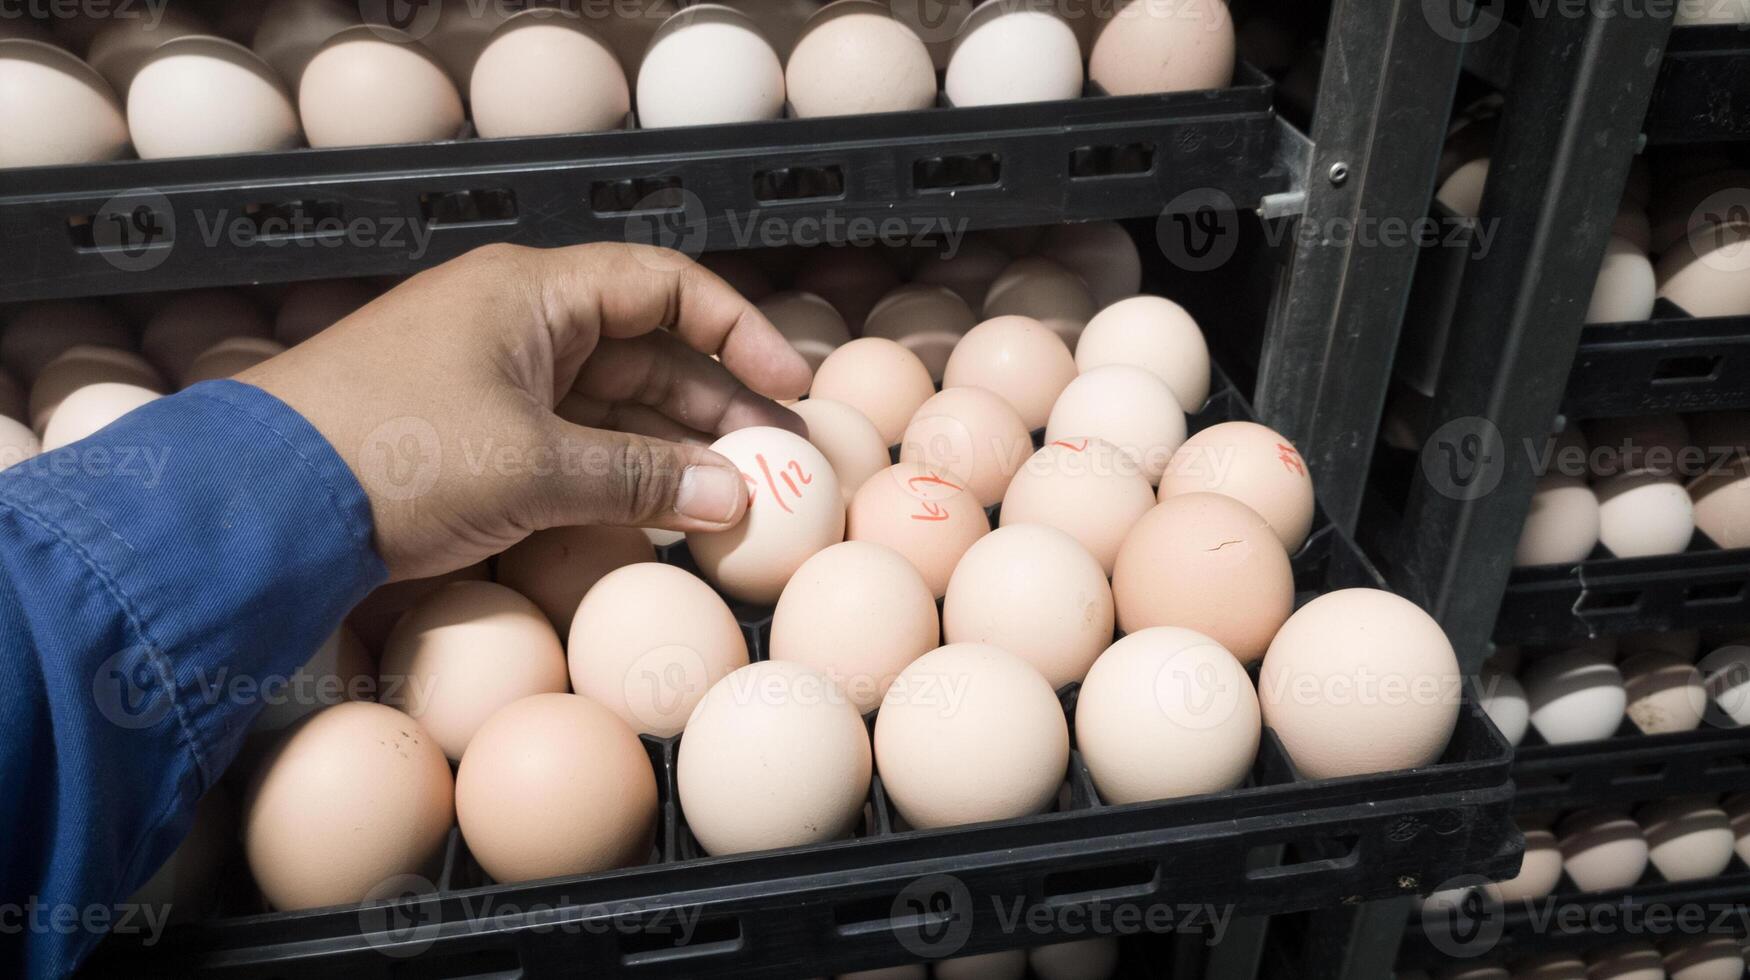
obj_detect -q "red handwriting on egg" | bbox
[745,455,815,514]
[906,472,964,522]
[1276,444,1305,476]
[1051,438,1090,453]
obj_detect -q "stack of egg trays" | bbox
[1566,300,1750,419]
[99,369,1519,978]
[1642,25,1750,146]
[1513,717,1750,815]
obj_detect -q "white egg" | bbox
[1595,471,1694,558]
[1522,648,1625,744]
[636,5,783,129]
[945,0,1082,107]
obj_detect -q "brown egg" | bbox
[1658,222,1750,319]
[244,702,453,911]
[346,562,490,654]
[942,315,1077,430]
[456,693,657,882]
[787,0,935,118]
[719,0,830,58]
[792,246,903,330]
[470,13,629,138]
[999,438,1155,575]
[299,25,463,148]
[129,35,302,160]
[810,338,935,446]
[1692,453,1750,549]
[251,0,359,86]
[274,279,376,346]
[0,301,130,383]
[1112,493,1293,663]
[28,346,163,433]
[911,239,1012,308]
[1075,295,1211,413]
[1045,365,1187,485]
[86,7,207,95]
[792,398,889,504]
[982,257,1099,349]
[759,291,851,371]
[249,626,374,736]
[848,462,990,597]
[1040,221,1143,309]
[1159,421,1316,552]
[182,337,287,387]
[142,289,273,383]
[1089,0,1235,96]
[495,524,655,634]
[863,284,977,382]
[899,386,1033,507]
[0,39,130,168]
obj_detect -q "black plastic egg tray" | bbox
[1510,719,1750,814]
[1493,537,1750,646]
[0,65,1287,304]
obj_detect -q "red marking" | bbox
[912,501,951,523]
[1275,443,1306,476]
[1051,438,1090,453]
[906,472,964,494]
[752,454,794,514]
[787,460,813,485]
[745,455,814,514]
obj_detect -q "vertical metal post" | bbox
[1376,0,1674,673]
[1254,0,1468,533]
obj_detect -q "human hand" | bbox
[239,243,811,581]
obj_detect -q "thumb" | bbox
[528,417,749,532]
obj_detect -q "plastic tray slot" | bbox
[235,199,346,241]
[1684,579,1745,604]
[752,165,847,204]
[1651,353,1723,384]
[589,176,687,216]
[1242,833,1360,882]
[1068,142,1157,180]
[419,188,519,228]
[1039,861,1160,906]
[618,915,744,967]
[912,153,1003,192]
[65,204,173,254]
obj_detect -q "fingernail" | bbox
[677,465,745,524]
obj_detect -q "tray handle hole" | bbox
[419,188,519,227]
[237,199,347,240]
[913,153,1002,192]
[1070,142,1156,179]
[1244,833,1360,881]
[1576,589,1642,612]
[66,204,176,253]
[592,176,687,215]
[753,165,846,203]
[619,915,743,966]
[1685,580,1744,605]
[1651,354,1722,384]
[1041,861,1159,905]
[389,947,519,979]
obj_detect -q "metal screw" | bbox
[1328,163,1350,186]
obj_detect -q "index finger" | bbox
[532,243,813,401]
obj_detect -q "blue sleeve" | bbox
[0,380,387,978]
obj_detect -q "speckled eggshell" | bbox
[299,26,463,147]
[1000,437,1156,575]
[1596,471,1694,558]
[0,39,130,168]
[847,461,989,597]
[687,426,845,604]
[182,337,287,386]
[1485,828,1563,903]
[1638,797,1735,881]
[1089,0,1235,96]
[41,382,161,451]
[874,643,1068,829]
[792,398,888,504]
[983,257,1099,350]
[1556,807,1648,893]
[495,524,657,634]
[862,284,977,382]
[945,0,1083,107]
[1620,650,1706,734]
[378,581,569,761]
[678,660,872,855]
[455,693,657,883]
[809,338,935,447]
[244,702,454,911]
[129,35,302,159]
[1074,295,1211,413]
[142,289,273,384]
[567,562,750,737]
[944,524,1114,690]
[1028,938,1121,980]
[1522,647,1625,744]
[470,13,629,138]
[1076,627,1259,804]
[786,1,934,117]
[1515,475,1600,566]
[899,386,1033,507]
[1158,420,1315,552]
[1041,221,1143,309]
[1,301,130,382]
[636,5,784,128]
[1257,588,1462,779]
[1112,493,1293,663]
[1690,454,1750,549]
[942,315,1078,430]
[1046,365,1187,485]
[29,347,164,432]
[759,291,850,372]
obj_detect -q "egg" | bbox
[862,285,977,382]
[898,386,1031,507]
[1476,669,1529,746]
[127,34,302,160]
[1585,943,1664,980]
[841,967,928,980]
[912,239,1012,308]
[793,246,904,332]
[637,5,784,128]
[568,563,750,736]
[0,416,40,470]
[273,279,375,346]
[86,7,207,95]
[791,398,888,504]
[1073,296,1210,415]
[456,692,657,882]
[1113,494,1292,663]
[129,784,234,924]
[595,0,679,78]
[1639,796,1735,881]
[1089,0,1235,96]
[711,0,820,58]
[786,1,934,118]
[417,1,517,84]
[244,702,453,910]
[759,291,851,372]
[936,951,1027,980]
[346,562,490,654]
[944,524,1114,690]
[249,626,372,735]
[0,301,130,383]
[1619,650,1706,734]
[0,39,130,168]
[945,0,1082,107]
[1658,223,1750,319]
[1515,475,1600,566]
[983,257,1099,350]
[1000,437,1155,574]
[1726,793,1750,863]
[809,338,935,447]
[1690,453,1750,549]
[1158,420,1316,552]
[1028,938,1121,980]
[41,382,161,451]
[1586,414,1689,477]
[378,581,568,761]
[182,337,287,386]
[1703,643,1750,726]
[848,461,989,597]
[495,524,657,634]
[1075,627,1258,804]
[29,347,163,432]
[300,25,462,147]
[1436,158,1490,219]
[1513,955,1587,980]
[678,660,872,854]
[1662,937,1746,980]
[1257,589,1461,779]
[0,372,21,426]
[687,426,845,604]
[251,0,358,85]
[1046,365,1187,485]
[1040,222,1143,309]
[874,643,1068,829]
[142,289,274,384]
[1556,807,1647,892]
[470,13,627,138]
[1523,647,1625,744]
[1586,236,1657,324]
[1596,471,1695,557]
[1485,827,1562,902]
[943,315,1078,430]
